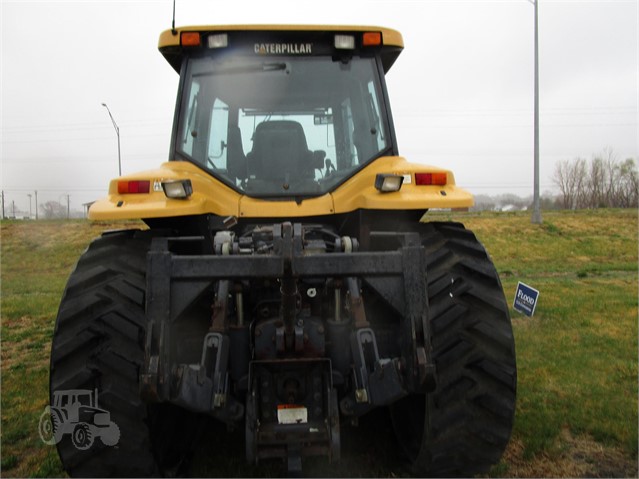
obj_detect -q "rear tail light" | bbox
[415,173,447,186]
[118,180,150,194]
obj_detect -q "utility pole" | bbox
[530,0,542,224]
[28,194,32,219]
[102,103,122,176]
[1,190,5,219]
[66,194,70,219]
[35,190,38,220]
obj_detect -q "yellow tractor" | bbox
[50,25,516,476]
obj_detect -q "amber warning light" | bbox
[362,32,382,46]
[180,31,201,47]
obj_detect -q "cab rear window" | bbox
[176,54,391,197]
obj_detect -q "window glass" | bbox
[367,80,386,151]
[180,81,200,158]
[208,98,229,170]
[176,55,390,197]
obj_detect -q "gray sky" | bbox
[1,0,637,215]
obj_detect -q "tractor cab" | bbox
[162,27,402,198]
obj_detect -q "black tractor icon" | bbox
[39,389,120,450]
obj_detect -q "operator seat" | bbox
[247,121,314,182]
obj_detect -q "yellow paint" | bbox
[89,162,240,220]
[158,25,403,50]
[88,25,473,221]
[88,157,473,220]
[331,157,474,212]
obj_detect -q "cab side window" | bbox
[208,98,229,171]
[181,80,200,158]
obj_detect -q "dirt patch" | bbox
[503,429,638,478]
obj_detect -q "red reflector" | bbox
[118,180,150,194]
[180,31,201,47]
[415,173,447,186]
[363,32,382,46]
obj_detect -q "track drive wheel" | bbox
[390,222,517,476]
[49,229,197,477]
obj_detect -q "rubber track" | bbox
[391,222,517,477]
[49,230,159,477]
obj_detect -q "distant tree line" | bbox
[553,148,638,210]
[40,200,69,219]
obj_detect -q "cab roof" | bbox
[159,25,404,74]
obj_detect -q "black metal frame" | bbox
[140,221,436,470]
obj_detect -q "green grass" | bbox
[457,210,638,475]
[1,211,637,477]
[1,219,144,478]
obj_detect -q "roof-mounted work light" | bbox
[208,33,228,49]
[334,34,355,49]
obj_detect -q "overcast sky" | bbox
[1,0,637,215]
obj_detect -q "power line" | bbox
[1,187,106,193]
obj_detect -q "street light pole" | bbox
[529,0,542,224]
[101,103,122,177]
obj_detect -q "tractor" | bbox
[39,389,120,450]
[49,25,516,476]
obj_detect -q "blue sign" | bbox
[513,282,539,317]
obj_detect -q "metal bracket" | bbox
[340,327,407,417]
[245,359,338,475]
[172,332,243,424]
[400,239,437,392]
[201,332,230,408]
[351,328,378,403]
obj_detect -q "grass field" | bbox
[1,210,637,477]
